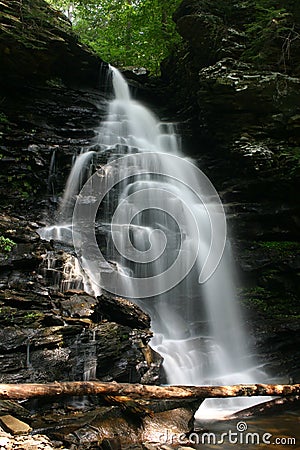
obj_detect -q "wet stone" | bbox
[0,400,31,419]
[96,293,151,329]
[60,293,96,318]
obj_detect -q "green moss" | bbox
[241,1,294,68]
[240,285,300,319]
[276,147,300,178]
[0,307,44,326]
[0,306,17,325]
[23,311,44,324]
[1,0,72,52]
[6,174,35,199]
[46,77,64,88]
[256,241,300,257]
[121,333,129,341]
[0,113,9,124]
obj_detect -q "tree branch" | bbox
[0,382,298,401]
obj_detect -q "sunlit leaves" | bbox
[46,0,181,73]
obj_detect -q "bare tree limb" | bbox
[0,382,298,401]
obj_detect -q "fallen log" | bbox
[0,382,299,401]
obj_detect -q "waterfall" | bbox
[60,150,96,221]
[39,65,270,417]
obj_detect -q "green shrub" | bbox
[242,0,296,69]
[0,236,16,255]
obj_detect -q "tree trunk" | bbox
[0,382,298,401]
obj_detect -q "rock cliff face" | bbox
[0,1,168,447]
[0,0,102,87]
[0,0,164,382]
[161,0,300,381]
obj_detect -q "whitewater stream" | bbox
[39,65,272,419]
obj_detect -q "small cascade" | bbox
[48,148,57,200]
[40,250,62,289]
[25,331,38,371]
[40,251,99,295]
[61,255,101,297]
[26,337,32,369]
[39,65,271,418]
[38,225,73,245]
[60,150,96,222]
[83,329,98,381]
[71,328,98,382]
[61,254,85,292]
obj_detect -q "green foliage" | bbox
[240,285,300,319]
[46,77,65,88]
[277,146,300,178]
[47,0,71,8]
[0,113,9,124]
[0,236,16,255]
[258,241,300,252]
[24,311,44,320]
[0,307,44,326]
[242,0,296,68]
[45,0,182,74]
[1,0,72,52]
[0,112,10,142]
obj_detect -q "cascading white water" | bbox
[60,150,96,221]
[40,65,270,416]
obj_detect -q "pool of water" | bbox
[193,403,300,449]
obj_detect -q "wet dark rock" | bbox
[0,214,41,244]
[0,353,25,375]
[60,294,96,318]
[0,294,160,384]
[0,212,161,385]
[197,58,300,147]
[29,399,202,448]
[95,292,151,330]
[0,0,180,447]
[0,214,160,388]
[1,0,299,445]
[0,84,106,216]
[0,326,64,353]
[0,288,51,309]
[0,401,31,420]
[176,13,225,66]
[233,238,300,380]
[226,202,300,241]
